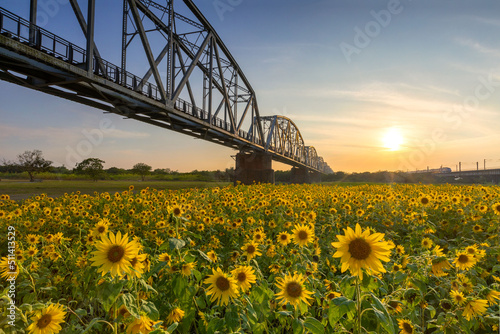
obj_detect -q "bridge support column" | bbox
[234,152,274,185]
[290,167,322,184]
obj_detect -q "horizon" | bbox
[1,0,500,173]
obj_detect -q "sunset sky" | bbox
[1,0,500,172]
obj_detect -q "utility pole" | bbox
[477,162,479,170]
[459,162,461,172]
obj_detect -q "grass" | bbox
[0,179,231,201]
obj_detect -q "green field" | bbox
[0,179,230,200]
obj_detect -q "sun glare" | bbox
[382,127,404,151]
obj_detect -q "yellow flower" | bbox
[166,307,185,325]
[292,223,315,247]
[92,218,109,237]
[277,232,292,246]
[241,241,262,260]
[397,319,414,334]
[463,299,488,321]
[421,237,433,249]
[0,256,19,280]
[275,272,314,309]
[450,290,466,305]
[231,265,257,292]
[431,257,452,277]
[27,303,66,334]
[453,251,477,271]
[126,315,160,334]
[181,262,196,277]
[203,267,239,306]
[486,289,500,305]
[90,231,140,278]
[491,202,500,215]
[331,223,394,279]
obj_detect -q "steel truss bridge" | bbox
[0,0,331,178]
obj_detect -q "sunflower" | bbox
[180,262,196,277]
[450,290,466,305]
[203,267,239,306]
[158,252,171,264]
[128,253,148,278]
[397,319,414,334]
[275,272,314,309]
[277,232,292,246]
[292,223,315,247]
[463,299,488,321]
[207,251,218,263]
[126,315,160,334]
[387,300,403,314]
[172,205,183,217]
[421,237,433,249]
[166,307,185,325]
[26,303,66,334]
[26,234,41,244]
[395,245,405,255]
[331,223,394,279]
[0,256,19,280]
[486,289,500,305]
[241,241,262,260]
[231,265,257,292]
[472,224,483,233]
[453,251,477,271]
[491,202,500,215]
[92,219,109,238]
[431,257,452,277]
[90,231,140,278]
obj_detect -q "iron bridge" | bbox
[0,0,332,175]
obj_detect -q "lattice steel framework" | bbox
[0,0,331,173]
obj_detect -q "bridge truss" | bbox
[0,0,331,174]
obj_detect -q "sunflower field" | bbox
[1,183,500,334]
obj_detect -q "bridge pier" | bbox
[290,167,322,184]
[234,152,274,185]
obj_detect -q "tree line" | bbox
[1,150,234,182]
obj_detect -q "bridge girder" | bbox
[0,1,331,174]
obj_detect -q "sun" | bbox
[382,127,404,151]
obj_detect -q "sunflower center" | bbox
[215,276,230,291]
[348,238,371,260]
[458,254,469,263]
[286,282,302,298]
[298,230,308,240]
[246,245,256,254]
[37,314,52,329]
[130,257,138,267]
[173,207,181,216]
[237,272,247,282]
[280,234,287,240]
[107,245,125,263]
[98,226,105,233]
[402,322,413,333]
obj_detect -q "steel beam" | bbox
[86,0,95,74]
[127,0,168,102]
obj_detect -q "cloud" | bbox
[454,37,500,57]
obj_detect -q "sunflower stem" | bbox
[355,276,362,334]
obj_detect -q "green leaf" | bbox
[169,238,186,250]
[225,306,240,331]
[426,305,436,319]
[96,280,126,312]
[304,317,325,334]
[141,300,160,320]
[80,318,105,334]
[292,318,304,334]
[370,293,395,334]
[166,322,179,333]
[197,249,212,262]
[120,293,140,318]
[328,297,356,326]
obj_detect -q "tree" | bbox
[75,158,105,181]
[132,162,152,181]
[16,150,52,182]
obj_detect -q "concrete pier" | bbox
[234,152,274,185]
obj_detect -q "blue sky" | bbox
[1,0,500,172]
